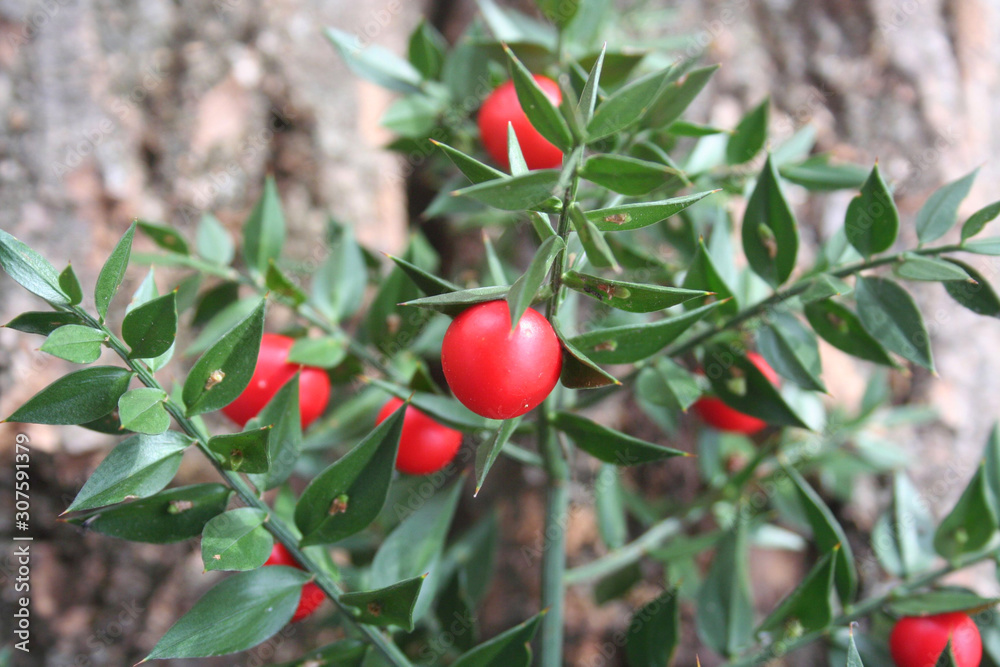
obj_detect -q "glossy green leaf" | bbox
[196,213,235,266]
[643,64,719,129]
[916,168,979,244]
[682,238,738,316]
[201,507,273,572]
[742,155,799,287]
[432,139,506,184]
[845,164,899,256]
[294,404,405,545]
[537,0,579,27]
[579,154,678,196]
[65,431,190,512]
[507,235,564,330]
[934,463,998,560]
[552,411,688,465]
[369,379,494,431]
[637,357,702,413]
[702,345,809,428]
[563,270,706,313]
[587,67,673,140]
[265,260,306,306]
[568,202,618,270]
[207,427,271,474]
[505,46,572,151]
[668,120,726,137]
[625,588,679,667]
[888,590,1000,617]
[341,576,425,630]
[6,366,133,425]
[389,253,460,296]
[855,276,934,371]
[800,274,852,304]
[242,177,286,275]
[287,336,348,368]
[0,228,70,304]
[577,44,604,124]
[847,626,865,667]
[963,237,1000,256]
[246,374,302,491]
[182,299,265,416]
[145,566,310,659]
[187,297,259,356]
[408,19,446,80]
[804,299,895,366]
[68,483,232,543]
[95,222,137,320]
[786,466,857,603]
[757,549,836,635]
[569,300,724,364]
[552,318,620,390]
[726,98,769,165]
[402,285,510,317]
[780,154,869,191]
[122,291,177,359]
[585,190,716,232]
[452,613,543,667]
[39,324,106,363]
[325,27,422,93]
[59,264,83,305]
[943,259,1000,318]
[453,170,561,210]
[138,220,189,255]
[696,522,754,656]
[594,464,626,549]
[476,417,521,495]
[506,123,529,176]
[961,200,1000,241]
[117,387,170,435]
[871,473,935,578]
[895,254,971,282]
[756,312,826,392]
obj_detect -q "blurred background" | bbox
[1,0,999,665]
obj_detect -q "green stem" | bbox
[565,518,681,585]
[76,308,412,667]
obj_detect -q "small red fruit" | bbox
[478,76,563,171]
[376,397,463,475]
[263,543,325,623]
[693,352,779,435]
[441,301,562,420]
[221,333,331,429]
[889,612,982,667]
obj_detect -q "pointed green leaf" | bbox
[871,473,935,578]
[855,276,934,371]
[845,163,899,256]
[895,254,971,282]
[682,238,738,316]
[265,260,306,306]
[388,253,460,296]
[587,67,673,140]
[726,98,769,165]
[847,626,865,667]
[0,228,70,304]
[625,588,680,667]
[668,120,726,137]
[186,297,259,356]
[742,155,799,286]
[95,221,137,320]
[552,411,688,465]
[311,220,367,321]
[568,202,618,270]
[39,325,106,363]
[579,154,678,196]
[287,336,348,368]
[507,123,529,176]
[507,235,564,329]
[594,464,626,549]
[637,357,701,413]
[917,168,979,244]
[432,139,506,184]
[144,566,310,659]
[935,640,959,667]
[201,507,273,572]
[454,170,561,210]
[643,64,719,129]
[961,200,1000,241]
[246,374,302,491]
[207,427,271,474]
[552,318,620,390]
[934,462,998,560]
[563,270,707,313]
[5,311,84,336]
[242,177,286,275]
[476,418,521,495]
[757,549,836,635]
[586,191,717,232]
[963,237,1000,255]
[888,590,1000,617]
[483,232,510,286]
[505,46,572,151]
[452,613,544,667]
[402,286,511,317]
[804,299,895,366]
[66,430,190,512]
[756,312,826,392]
[196,213,235,266]
[943,259,1000,318]
[577,44,605,124]
[780,154,869,191]
[59,264,83,305]
[408,19,446,80]
[122,291,177,359]
[702,345,809,429]
[118,387,170,435]
[325,27,423,93]
[984,424,1000,513]
[341,576,426,630]
[6,366,133,425]
[696,522,754,656]
[183,299,265,416]
[138,220,189,255]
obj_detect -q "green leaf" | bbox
[643,64,719,129]
[916,168,979,244]
[483,232,510,286]
[637,357,702,413]
[246,374,302,491]
[756,312,826,392]
[432,139,506,184]
[122,291,177,359]
[138,220,189,255]
[779,154,870,191]
[187,297,259,356]
[4,311,84,336]
[453,170,561,210]
[311,221,367,322]
[568,202,618,270]
[563,270,706,313]
[59,264,83,305]
[961,200,1000,241]
[294,404,405,545]
[682,238,738,316]
[726,98,769,165]
[855,276,934,371]
[888,590,1000,617]
[507,123,529,176]
[895,254,971,282]
[537,0,579,27]
[389,253,460,296]
[408,19,446,80]
[625,588,680,667]
[757,548,836,635]
[963,237,1000,255]
[287,336,348,368]
[201,508,273,572]
[933,640,959,667]
[0,229,71,304]
[505,46,572,151]
[871,473,935,578]
[696,522,754,656]
[668,120,726,136]
[402,285,511,317]
[579,154,678,196]
[207,427,271,474]
[325,27,422,93]
[804,299,895,366]
[6,366,133,425]
[552,319,621,390]
[934,463,998,560]
[476,418,521,495]
[943,259,1000,318]
[577,44,604,125]
[366,380,495,432]
[742,155,799,287]
[95,222,137,320]
[587,67,673,140]
[702,345,809,429]
[270,640,369,667]
[845,163,899,256]
[265,260,306,306]
[585,191,716,232]
[196,213,235,266]
[65,430,190,512]
[594,464,626,549]
[569,300,725,364]
[847,626,865,667]
[144,566,310,659]
[452,613,543,667]
[39,324,106,363]
[68,483,232,543]
[341,576,426,630]
[242,177,286,275]
[118,387,171,435]
[507,235,564,329]
[984,424,1000,513]
[785,466,857,603]
[183,299,265,416]
[552,411,688,465]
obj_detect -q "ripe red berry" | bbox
[693,352,779,435]
[441,301,562,420]
[263,543,325,623]
[221,333,331,429]
[375,397,463,475]
[889,613,982,667]
[478,76,563,171]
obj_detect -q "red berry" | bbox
[441,301,562,420]
[890,613,982,667]
[478,76,563,171]
[221,333,331,429]
[693,352,779,435]
[263,543,325,623]
[376,397,463,475]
